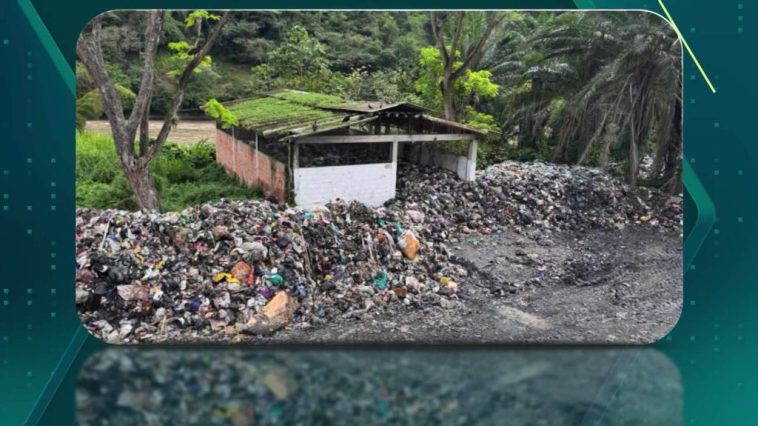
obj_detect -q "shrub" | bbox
[76,131,262,211]
[76,131,119,183]
[75,84,136,131]
[77,176,137,210]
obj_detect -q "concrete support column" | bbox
[465,139,478,181]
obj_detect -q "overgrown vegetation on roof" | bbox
[270,90,342,107]
[225,93,343,134]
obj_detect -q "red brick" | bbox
[215,129,286,201]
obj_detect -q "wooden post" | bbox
[293,143,300,169]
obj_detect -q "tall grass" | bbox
[76,131,262,211]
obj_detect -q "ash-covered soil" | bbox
[276,226,681,344]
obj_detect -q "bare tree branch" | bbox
[429,12,450,68]
[451,13,505,81]
[450,13,465,55]
[76,17,131,163]
[148,11,232,161]
[126,11,164,145]
[428,11,504,120]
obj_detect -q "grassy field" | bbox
[76,131,262,211]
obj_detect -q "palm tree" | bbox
[487,12,682,192]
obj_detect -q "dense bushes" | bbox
[76,132,262,211]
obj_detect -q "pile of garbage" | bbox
[76,198,465,343]
[75,161,681,343]
[393,162,682,238]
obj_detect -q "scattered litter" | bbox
[75,162,681,342]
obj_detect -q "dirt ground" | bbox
[85,120,217,145]
[275,226,682,344]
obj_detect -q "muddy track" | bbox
[274,225,682,344]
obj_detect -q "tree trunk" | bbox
[519,108,547,150]
[626,69,654,186]
[519,113,535,149]
[139,91,151,155]
[429,11,504,122]
[123,161,160,211]
[77,11,231,212]
[627,113,639,186]
[661,97,682,194]
[441,78,456,121]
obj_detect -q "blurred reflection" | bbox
[77,348,680,425]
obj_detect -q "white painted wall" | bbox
[294,163,397,208]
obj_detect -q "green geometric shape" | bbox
[682,159,715,271]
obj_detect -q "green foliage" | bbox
[76,131,119,183]
[75,84,136,131]
[84,11,433,113]
[415,47,446,109]
[76,62,94,97]
[151,140,219,183]
[461,106,499,132]
[414,46,499,119]
[165,41,213,77]
[76,132,262,211]
[369,69,421,103]
[329,67,370,100]
[271,90,341,106]
[115,84,137,110]
[246,64,276,93]
[327,68,420,102]
[483,10,680,188]
[227,94,339,131]
[78,175,137,210]
[75,90,104,132]
[268,25,331,92]
[185,10,220,28]
[216,17,276,64]
[202,98,238,128]
[547,97,566,124]
[462,70,499,98]
[78,11,679,191]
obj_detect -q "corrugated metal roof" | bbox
[419,114,490,135]
[319,101,428,114]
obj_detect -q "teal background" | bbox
[0,0,752,424]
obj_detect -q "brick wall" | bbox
[216,129,234,170]
[215,129,286,201]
